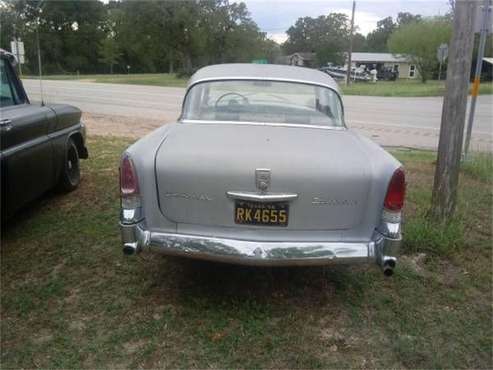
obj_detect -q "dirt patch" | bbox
[123,339,147,354]
[83,112,168,138]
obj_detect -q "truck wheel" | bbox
[57,138,81,192]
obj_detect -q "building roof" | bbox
[188,63,340,92]
[288,52,315,60]
[350,52,410,63]
[483,57,493,65]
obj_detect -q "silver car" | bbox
[119,64,405,276]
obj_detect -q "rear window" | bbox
[182,80,344,127]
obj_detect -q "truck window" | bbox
[0,59,22,107]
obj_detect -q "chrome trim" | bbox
[226,191,298,202]
[188,77,339,93]
[181,119,346,131]
[120,222,401,268]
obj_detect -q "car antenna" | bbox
[35,3,45,106]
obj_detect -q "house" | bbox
[278,52,316,67]
[348,52,418,79]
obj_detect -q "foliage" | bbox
[461,153,493,183]
[283,13,350,66]
[366,12,421,53]
[0,0,278,74]
[388,17,452,82]
[98,37,121,74]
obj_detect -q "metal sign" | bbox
[10,40,25,64]
[437,43,448,63]
[474,0,492,34]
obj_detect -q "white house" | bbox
[349,52,418,79]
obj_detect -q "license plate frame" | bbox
[234,200,289,227]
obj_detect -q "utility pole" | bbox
[430,0,476,222]
[345,0,356,86]
[36,3,45,106]
[463,0,491,160]
[13,23,22,76]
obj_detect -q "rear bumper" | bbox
[120,221,400,269]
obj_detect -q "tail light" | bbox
[120,154,142,214]
[384,168,406,212]
[120,154,139,196]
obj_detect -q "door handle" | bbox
[0,118,12,131]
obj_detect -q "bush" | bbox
[461,153,493,183]
[403,215,464,256]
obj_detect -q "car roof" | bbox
[188,63,341,93]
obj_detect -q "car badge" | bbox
[255,169,271,193]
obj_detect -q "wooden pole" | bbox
[430,0,476,222]
[463,0,491,160]
[345,0,355,86]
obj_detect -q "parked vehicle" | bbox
[319,65,371,82]
[119,64,405,275]
[377,67,398,81]
[0,49,88,220]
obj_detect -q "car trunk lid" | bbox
[155,123,372,231]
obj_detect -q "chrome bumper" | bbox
[120,221,400,271]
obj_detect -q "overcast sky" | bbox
[239,0,451,43]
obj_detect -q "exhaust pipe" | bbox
[382,257,396,277]
[123,242,139,255]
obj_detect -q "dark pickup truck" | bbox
[0,49,88,220]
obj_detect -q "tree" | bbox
[396,12,422,27]
[366,16,395,52]
[352,32,367,51]
[388,17,452,82]
[98,37,121,73]
[283,13,350,66]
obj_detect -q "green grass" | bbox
[1,138,492,368]
[25,73,188,88]
[25,73,493,96]
[341,79,493,97]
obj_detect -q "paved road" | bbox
[23,79,492,151]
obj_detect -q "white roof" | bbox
[483,57,493,65]
[350,52,409,63]
[189,63,340,92]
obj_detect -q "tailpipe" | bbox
[382,257,396,277]
[123,242,139,256]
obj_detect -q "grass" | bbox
[1,138,492,368]
[24,73,493,96]
[25,73,188,88]
[340,79,493,97]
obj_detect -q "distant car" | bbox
[319,65,371,82]
[377,68,398,81]
[0,49,88,220]
[119,64,405,275]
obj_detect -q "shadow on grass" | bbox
[138,255,376,312]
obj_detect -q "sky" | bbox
[239,0,451,43]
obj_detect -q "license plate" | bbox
[234,201,289,227]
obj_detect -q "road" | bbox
[23,79,492,151]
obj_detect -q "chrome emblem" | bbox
[163,192,212,201]
[255,169,271,193]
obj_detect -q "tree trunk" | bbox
[430,0,476,222]
[184,52,192,74]
[169,50,174,74]
[169,59,174,74]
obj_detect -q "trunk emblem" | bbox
[255,169,271,193]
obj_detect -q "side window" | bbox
[409,65,416,78]
[0,59,22,107]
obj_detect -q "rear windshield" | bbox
[182,80,344,127]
